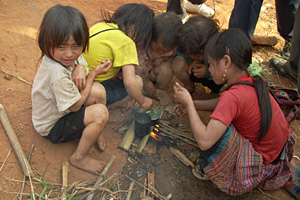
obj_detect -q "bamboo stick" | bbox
[118,120,135,151]
[169,146,195,168]
[62,162,69,200]
[19,144,34,200]
[136,127,154,153]
[0,104,33,177]
[125,181,135,200]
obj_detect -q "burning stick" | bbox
[0,104,33,177]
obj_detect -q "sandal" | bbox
[192,167,209,181]
[269,58,297,83]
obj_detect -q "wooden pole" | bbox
[0,104,33,177]
[169,146,195,168]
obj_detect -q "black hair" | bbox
[102,3,154,51]
[205,28,272,143]
[177,15,219,58]
[153,12,182,49]
[38,5,89,60]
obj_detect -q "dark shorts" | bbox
[44,106,86,144]
[102,76,128,105]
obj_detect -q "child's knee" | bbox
[172,56,187,74]
[93,104,109,123]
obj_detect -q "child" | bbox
[80,3,154,111]
[32,5,112,174]
[172,15,224,94]
[136,12,182,106]
[173,28,300,198]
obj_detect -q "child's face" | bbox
[151,40,173,54]
[207,55,226,85]
[52,35,83,67]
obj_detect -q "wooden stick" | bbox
[0,148,12,173]
[61,162,69,200]
[169,147,195,168]
[125,181,135,200]
[0,104,33,176]
[19,144,35,200]
[1,69,32,86]
[159,122,196,142]
[86,155,116,200]
[136,127,154,153]
[118,120,135,151]
[148,172,155,194]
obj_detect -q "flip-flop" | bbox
[269,58,297,83]
[192,167,210,180]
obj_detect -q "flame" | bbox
[150,131,162,141]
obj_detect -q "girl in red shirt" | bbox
[173,28,300,198]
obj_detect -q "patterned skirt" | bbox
[202,125,300,199]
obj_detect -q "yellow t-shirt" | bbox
[83,23,139,82]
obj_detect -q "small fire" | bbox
[150,131,162,141]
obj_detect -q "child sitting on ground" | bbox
[79,3,154,111]
[136,12,182,106]
[172,15,224,94]
[32,5,112,174]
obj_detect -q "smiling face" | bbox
[51,35,83,67]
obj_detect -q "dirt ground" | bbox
[0,0,300,199]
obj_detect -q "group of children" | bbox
[31,3,300,199]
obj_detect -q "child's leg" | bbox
[151,60,173,106]
[172,55,195,93]
[84,82,106,106]
[69,104,109,174]
[151,60,173,90]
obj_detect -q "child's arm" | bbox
[72,64,88,91]
[122,64,153,110]
[69,59,112,112]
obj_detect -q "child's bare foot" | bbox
[97,133,106,151]
[155,89,170,106]
[144,81,156,96]
[69,154,106,175]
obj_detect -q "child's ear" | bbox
[224,55,231,66]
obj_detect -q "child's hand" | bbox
[173,82,193,107]
[93,59,112,75]
[188,60,207,78]
[72,64,86,91]
[173,104,187,117]
[140,97,153,110]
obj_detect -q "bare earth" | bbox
[0,0,299,199]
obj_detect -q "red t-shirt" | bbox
[210,74,290,163]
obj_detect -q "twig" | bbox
[19,144,35,200]
[124,174,166,200]
[23,156,35,200]
[257,187,280,200]
[1,69,32,86]
[0,148,12,173]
